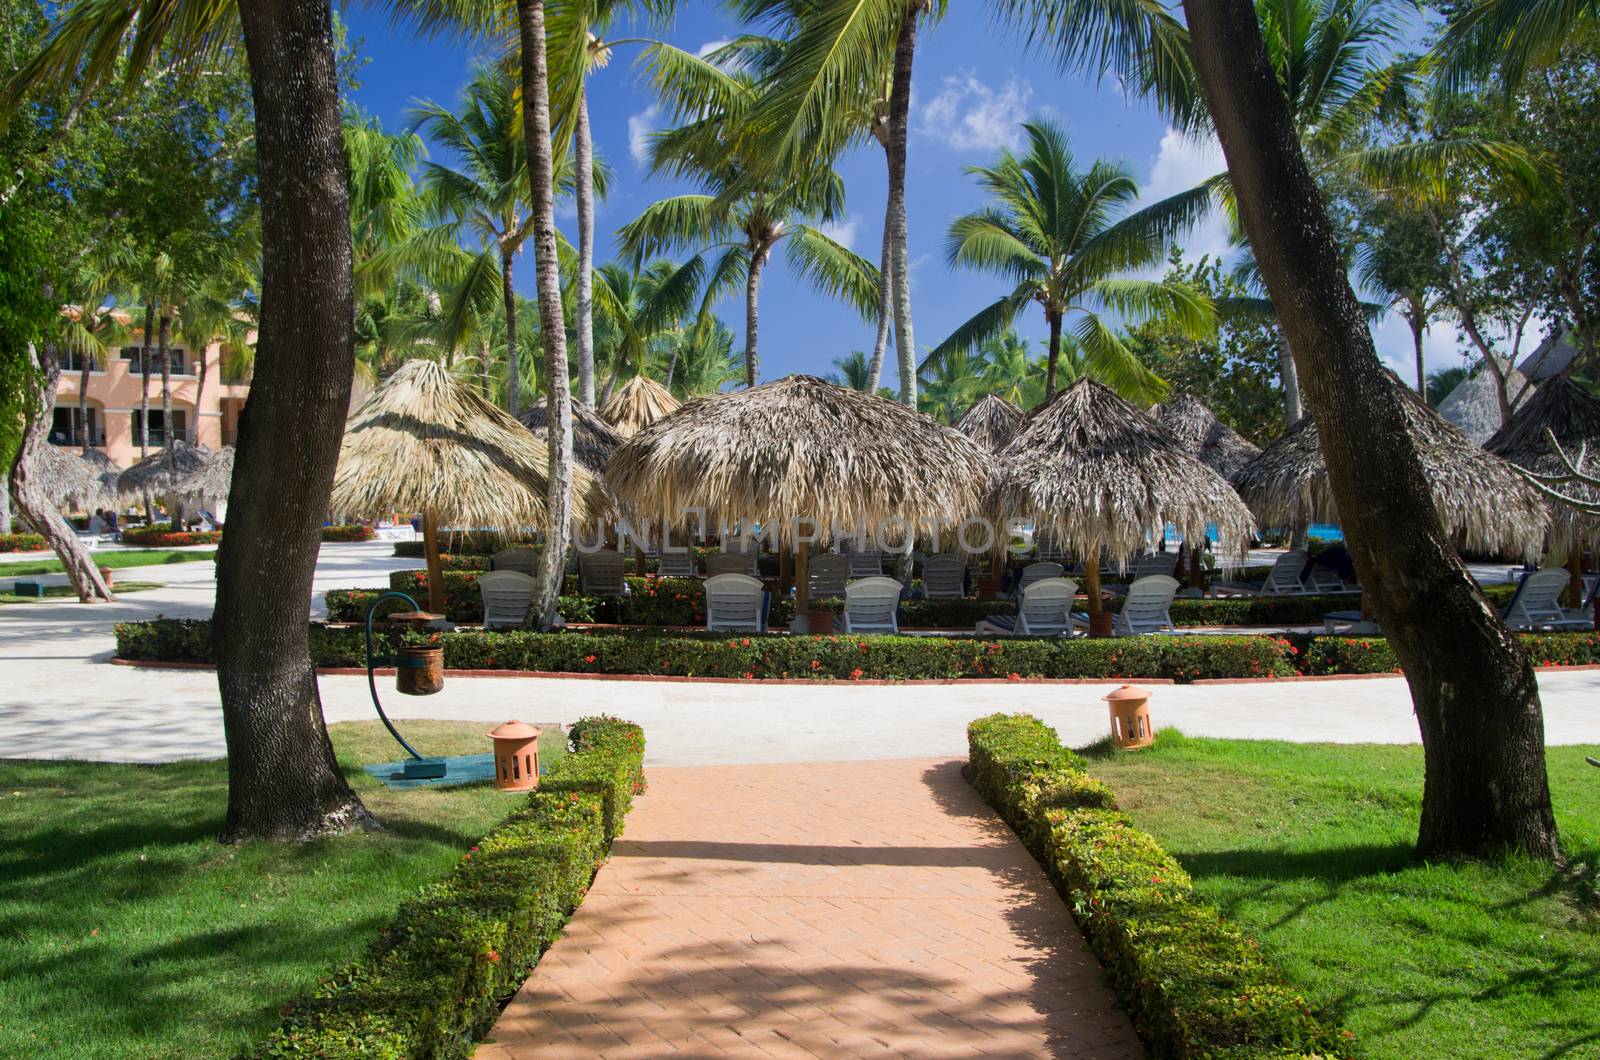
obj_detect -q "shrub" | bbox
[0,532,46,552]
[1301,629,1600,674]
[121,524,222,547]
[391,532,534,558]
[251,716,645,1058]
[966,714,1352,1059]
[321,523,376,542]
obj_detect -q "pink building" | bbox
[51,335,252,469]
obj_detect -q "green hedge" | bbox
[1299,630,1600,675]
[0,532,46,552]
[121,525,222,547]
[966,714,1353,1059]
[252,716,645,1058]
[322,524,376,542]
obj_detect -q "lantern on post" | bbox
[1105,684,1154,750]
[487,721,542,792]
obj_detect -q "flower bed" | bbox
[966,714,1352,1058]
[251,716,645,1057]
[321,523,376,542]
[0,532,47,552]
[121,525,222,547]
[1297,629,1600,675]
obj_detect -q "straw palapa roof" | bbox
[954,393,1025,452]
[331,360,603,528]
[518,400,625,476]
[29,445,118,511]
[117,440,213,498]
[1152,394,1262,479]
[993,378,1254,562]
[1232,377,1549,557]
[1485,375,1600,551]
[604,374,991,538]
[1437,359,1534,444]
[599,375,680,438]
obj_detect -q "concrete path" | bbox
[480,759,1143,1059]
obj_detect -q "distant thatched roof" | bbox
[992,379,1255,562]
[180,446,234,503]
[599,375,680,438]
[331,360,604,529]
[518,400,625,476]
[605,374,990,539]
[1233,380,1549,556]
[1486,375,1600,551]
[1151,394,1261,478]
[954,393,1025,451]
[29,445,118,511]
[1437,360,1534,445]
[118,441,213,498]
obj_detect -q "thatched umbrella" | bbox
[605,374,991,614]
[331,360,605,612]
[117,440,213,499]
[993,378,1255,627]
[954,393,1025,452]
[28,445,117,512]
[518,400,624,476]
[1486,376,1600,601]
[1438,360,1534,445]
[1232,377,1549,559]
[1152,394,1261,478]
[600,375,680,439]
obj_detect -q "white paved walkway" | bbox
[2,542,1596,763]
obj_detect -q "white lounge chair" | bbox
[579,549,628,596]
[808,554,851,598]
[490,548,538,576]
[478,570,535,629]
[1074,575,1179,636]
[845,548,884,578]
[976,577,1079,636]
[1132,551,1179,579]
[922,555,967,600]
[1015,561,1064,596]
[717,538,761,576]
[1559,574,1600,629]
[834,576,902,633]
[704,573,769,633]
[1501,569,1572,630]
[1249,550,1314,595]
[704,552,755,578]
[656,548,698,578]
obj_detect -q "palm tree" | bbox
[918,347,985,424]
[978,329,1046,409]
[928,120,1211,405]
[1434,0,1600,95]
[828,350,873,390]
[651,317,743,397]
[590,258,704,398]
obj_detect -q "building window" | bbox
[49,407,103,447]
[119,347,190,377]
[131,409,189,447]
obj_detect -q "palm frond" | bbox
[785,224,881,318]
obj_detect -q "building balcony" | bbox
[48,428,107,447]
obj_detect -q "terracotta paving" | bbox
[479,759,1143,1058]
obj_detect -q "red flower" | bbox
[486,949,501,963]
[584,654,597,664]
[741,638,750,647]
[810,659,821,670]
[850,667,864,679]
[743,671,755,679]
[1007,672,1022,681]
[470,845,479,852]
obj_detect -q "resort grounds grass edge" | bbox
[0,549,216,577]
[964,713,1354,1058]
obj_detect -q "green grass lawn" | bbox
[0,581,162,605]
[1083,733,1600,1059]
[0,720,565,1059]
[0,550,216,577]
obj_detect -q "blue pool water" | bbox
[1307,523,1344,541]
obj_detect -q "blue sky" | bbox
[343,1,1467,388]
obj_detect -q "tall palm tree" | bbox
[978,329,1046,408]
[828,350,873,390]
[1433,0,1600,95]
[590,258,704,398]
[928,120,1211,405]
[651,317,743,396]
[918,346,984,423]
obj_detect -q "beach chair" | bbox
[704,552,755,578]
[579,549,628,597]
[921,554,967,599]
[1557,574,1600,629]
[1133,551,1179,579]
[1074,575,1179,636]
[976,577,1078,636]
[656,548,698,578]
[834,576,903,633]
[846,548,884,578]
[478,570,535,629]
[704,573,769,633]
[719,537,761,576]
[1256,550,1313,594]
[1500,569,1571,630]
[808,554,851,598]
[490,548,538,576]
[1033,533,1067,561]
[1015,561,1064,595]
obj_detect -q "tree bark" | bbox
[214,0,375,843]
[866,187,893,393]
[519,0,575,630]
[9,344,113,602]
[194,355,209,445]
[78,324,93,454]
[140,303,154,524]
[158,308,174,450]
[1410,312,1426,396]
[743,245,766,388]
[1276,327,1302,425]
[886,2,920,408]
[1183,0,1559,861]
[500,246,520,415]
[1044,308,1062,402]
[575,82,597,409]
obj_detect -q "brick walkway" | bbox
[480,759,1142,1058]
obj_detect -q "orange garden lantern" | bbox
[487,721,542,792]
[1105,684,1154,750]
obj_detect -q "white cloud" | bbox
[917,71,1031,152]
[696,38,732,58]
[627,103,661,167]
[818,214,860,250]
[1138,127,1232,269]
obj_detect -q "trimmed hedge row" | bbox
[121,525,222,547]
[322,524,376,542]
[966,714,1353,1059]
[1297,629,1600,674]
[251,716,645,1058]
[0,532,46,552]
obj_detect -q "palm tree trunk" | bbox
[140,303,154,524]
[158,307,174,448]
[664,343,680,393]
[1184,0,1559,862]
[1044,308,1062,401]
[1276,327,1302,424]
[886,3,920,408]
[743,247,765,388]
[519,0,574,631]
[500,246,520,415]
[1411,315,1426,395]
[215,0,375,843]
[10,344,113,602]
[867,195,893,392]
[575,81,597,409]
[194,355,209,444]
[78,326,93,454]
